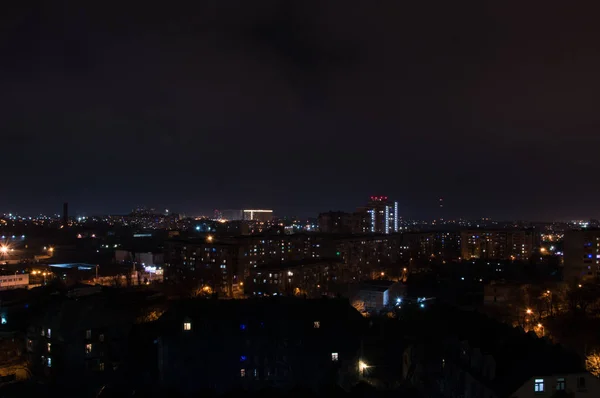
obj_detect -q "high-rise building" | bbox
[242,209,273,222]
[460,229,536,261]
[318,211,353,234]
[357,196,399,234]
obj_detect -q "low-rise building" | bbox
[0,274,29,291]
[156,298,364,394]
[25,289,161,392]
[564,229,600,283]
[352,280,406,311]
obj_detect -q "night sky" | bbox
[2,2,599,220]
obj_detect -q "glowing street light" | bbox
[206,235,214,243]
[358,361,369,375]
[537,323,545,336]
[0,246,7,254]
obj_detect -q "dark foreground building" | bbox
[156,298,365,394]
[403,307,600,398]
[25,286,164,394]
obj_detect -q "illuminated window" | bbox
[331,352,339,361]
[314,321,320,329]
[534,378,544,392]
[183,322,192,331]
[240,368,246,378]
[86,330,92,339]
[47,329,51,338]
[85,344,92,354]
[99,362,105,371]
[556,378,566,391]
[47,343,51,353]
[47,357,52,368]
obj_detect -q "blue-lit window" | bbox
[588,254,593,259]
[535,378,544,392]
[240,355,247,362]
[240,324,246,330]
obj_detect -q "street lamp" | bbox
[358,361,368,376]
[526,308,532,315]
[537,323,544,337]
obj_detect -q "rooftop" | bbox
[253,257,343,271]
[48,263,96,270]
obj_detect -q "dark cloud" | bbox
[1,1,599,219]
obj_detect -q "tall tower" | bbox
[439,197,444,222]
[63,202,69,227]
[362,196,399,234]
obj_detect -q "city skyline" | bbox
[2,2,600,220]
[0,200,599,224]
